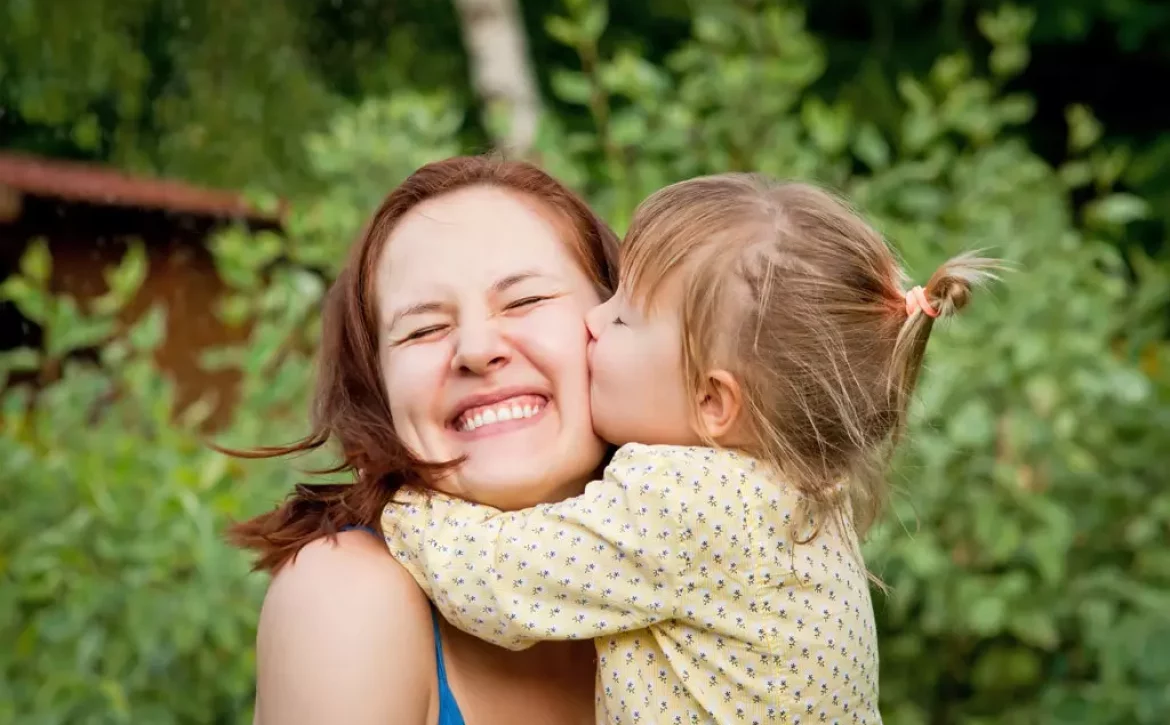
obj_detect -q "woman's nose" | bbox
[451,321,510,374]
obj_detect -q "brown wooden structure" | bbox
[0,152,281,425]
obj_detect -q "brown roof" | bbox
[0,152,278,221]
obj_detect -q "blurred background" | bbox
[1,1,1167,723]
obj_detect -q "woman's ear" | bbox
[695,369,743,441]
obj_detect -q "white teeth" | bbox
[458,399,545,433]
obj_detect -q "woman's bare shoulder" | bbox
[267,529,427,602]
[253,531,438,725]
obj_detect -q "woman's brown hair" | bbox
[226,156,620,572]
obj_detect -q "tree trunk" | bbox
[453,0,542,155]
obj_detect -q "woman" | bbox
[230,157,620,724]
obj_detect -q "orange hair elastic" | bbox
[904,286,939,318]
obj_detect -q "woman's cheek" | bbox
[382,345,448,412]
[518,306,591,363]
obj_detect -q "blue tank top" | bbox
[430,607,466,725]
[341,526,467,725]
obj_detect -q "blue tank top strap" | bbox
[341,524,466,724]
[431,607,467,725]
[339,524,380,538]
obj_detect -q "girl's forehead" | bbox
[619,255,693,314]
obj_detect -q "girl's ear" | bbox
[695,369,743,441]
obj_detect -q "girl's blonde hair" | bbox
[623,173,998,540]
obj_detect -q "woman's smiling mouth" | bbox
[450,392,549,435]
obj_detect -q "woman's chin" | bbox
[458,441,606,509]
[459,474,576,510]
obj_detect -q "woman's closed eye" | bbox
[612,316,626,326]
[400,324,447,342]
[394,296,552,343]
[505,295,551,311]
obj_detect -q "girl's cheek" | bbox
[589,343,614,383]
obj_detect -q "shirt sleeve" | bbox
[381,445,697,650]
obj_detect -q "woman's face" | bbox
[376,185,607,509]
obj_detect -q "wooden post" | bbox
[0,185,22,223]
[453,0,543,154]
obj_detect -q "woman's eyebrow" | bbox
[387,301,446,330]
[388,269,555,329]
[492,269,550,294]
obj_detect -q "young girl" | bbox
[381,174,996,724]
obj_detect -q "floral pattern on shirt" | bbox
[383,443,882,724]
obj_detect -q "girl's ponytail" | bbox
[886,252,1003,439]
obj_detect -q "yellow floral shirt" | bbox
[382,444,882,724]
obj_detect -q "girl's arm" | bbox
[253,531,437,725]
[382,444,703,650]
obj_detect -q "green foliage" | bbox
[2,2,1167,724]
[0,0,335,192]
[0,260,264,723]
[4,0,1168,241]
[0,0,471,193]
